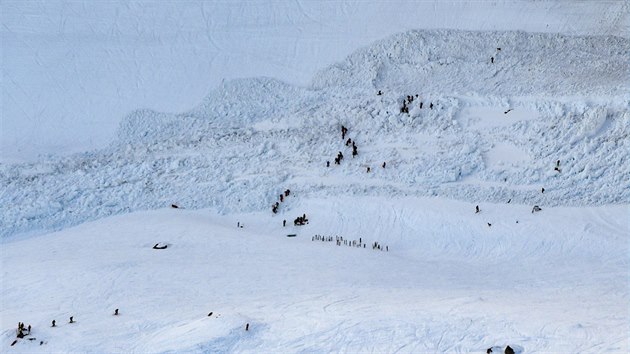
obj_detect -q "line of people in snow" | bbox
[12,309,252,348]
[311,234,388,252]
[272,189,291,214]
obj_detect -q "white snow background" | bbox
[1,1,629,353]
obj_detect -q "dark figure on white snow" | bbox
[334,157,340,165]
[377,90,382,95]
[491,57,494,64]
[420,102,423,109]
[114,309,119,316]
[504,108,513,114]
[245,323,250,331]
[208,312,213,317]
[475,205,480,213]
[326,161,330,167]
[532,205,542,213]
[352,146,358,157]
[341,126,348,140]
[153,243,167,250]
[366,167,371,173]
[505,346,515,354]
[283,220,286,227]
[338,151,344,160]
[429,102,434,109]
[346,138,352,146]
[280,194,284,202]
[487,223,492,227]
[51,320,56,327]
[382,162,386,168]
[69,316,74,324]
[171,204,179,209]
[487,348,493,354]
[541,187,545,193]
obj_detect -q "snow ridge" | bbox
[1,29,629,239]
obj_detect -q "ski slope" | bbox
[2,199,628,353]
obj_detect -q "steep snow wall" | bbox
[1,30,629,238]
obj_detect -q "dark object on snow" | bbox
[491,56,494,64]
[27,325,31,333]
[10,340,17,346]
[487,223,492,227]
[287,234,297,238]
[507,199,511,203]
[505,345,514,354]
[419,102,423,109]
[40,341,44,345]
[114,309,119,316]
[504,109,513,114]
[367,167,371,173]
[497,47,501,51]
[487,348,493,354]
[208,312,213,317]
[171,204,179,209]
[326,161,330,167]
[69,316,74,324]
[532,205,542,213]
[541,187,545,193]
[475,205,480,213]
[429,102,433,109]
[16,329,25,338]
[28,338,36,341]
[153,243,168,250]
[283,219,286,227]
[382,162,386,168]
[51,320,56,327]
[245,323,250,331]
[377,90,382,95]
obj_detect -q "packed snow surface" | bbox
[2,200,628,353]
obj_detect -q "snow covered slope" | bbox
[2,200,628,353]
[2,0,629,161]
[1,29,628,239]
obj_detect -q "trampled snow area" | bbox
[2,1,630,353]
